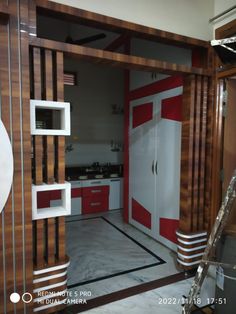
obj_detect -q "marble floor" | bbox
[66,215,164,287]
[66,210,182,301]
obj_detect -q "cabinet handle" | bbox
[91,181,101,184]
[110,179,120,182]
[91,202,101,206]
[91,189,102,193]
[155,161,158,175]
[152,160,154,174]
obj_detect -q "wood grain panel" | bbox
[179,74,213,243]
[44,135,55,184]
[0,19,15,314]
[192,75,201,232]
[34,136,43,184]
[179,75,195,233]
[31,38,212,77]
[44,49,54,100]
[0,1,33,312]
[199,77,208,231]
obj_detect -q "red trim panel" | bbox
[82,186,109,197]
[161,95,182,122]
[160,218,179,244]
[82,195,109,214]
[132,102,153,129]
[71,188,82,198]
[129,76,183,101]
[37,191,50,208]
[132,198,151,229]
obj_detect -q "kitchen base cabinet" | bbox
[109,178,123,210]
[82,195,109,214]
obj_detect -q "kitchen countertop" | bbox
[66,164,123,181]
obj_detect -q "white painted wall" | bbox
[64,59,124,166]
[49,0,214,40]
[130,39,191,90]
[213,0,236,37]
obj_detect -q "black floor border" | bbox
[101,216,166,262]
[67,215,165,289]
[60,271,195,314]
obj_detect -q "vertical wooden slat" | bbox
[20,0,34,311]
[44,49,56,265]
[198,77,208,230]
[192,75,201,232]
[179,75,195,233]
[45,50,54,100]
[33,47,43,185]
[0,19,15,314]
[34,136,43,184]
[55,51,66,261]
[32,46,45,269]
[44,135,55,184]
[0,1,33,312]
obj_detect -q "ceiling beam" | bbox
[31,37,212,76]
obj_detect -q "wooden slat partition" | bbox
[180,74,211,234]
[178,74,213,269]
[180,75,211,233]
[31,47,67,265]
[0,0,33,312]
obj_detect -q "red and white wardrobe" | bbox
[129,79,182,251]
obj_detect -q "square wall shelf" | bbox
[30,99,71,136]
[32,182,71,220]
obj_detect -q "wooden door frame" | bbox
[210,19,236,227]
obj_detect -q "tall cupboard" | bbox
[129,85,182,250]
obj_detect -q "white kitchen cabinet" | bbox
[109,178,123,210]
[129,86,182,250]
[71,181,82,216]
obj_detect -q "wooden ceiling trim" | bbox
[31,37,212,76]
[35,0,209,49]
[0,3,9,20]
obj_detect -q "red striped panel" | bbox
[160,218,179,244]
[132,102,153,129]
[132,198,151,229]
[71,188,82,198]
[161,95,182,122]
[129,76,183,100]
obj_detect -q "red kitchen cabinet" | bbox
[82,184,109,214]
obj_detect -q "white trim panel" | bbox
[178,238,207,245]
[34,261,70,276]
[177,245,207,252]
[30,99,71,136]
[33,279,67,294]
[33,270,67,284]
[176,230,207,239]
[177,258,202,266]
[178,252,204,259]
[32,182,71,220]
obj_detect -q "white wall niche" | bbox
[32,182,71,220]
[30,100,71,136]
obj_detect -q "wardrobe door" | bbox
[129,95,157,237]
[155,87,183,250]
